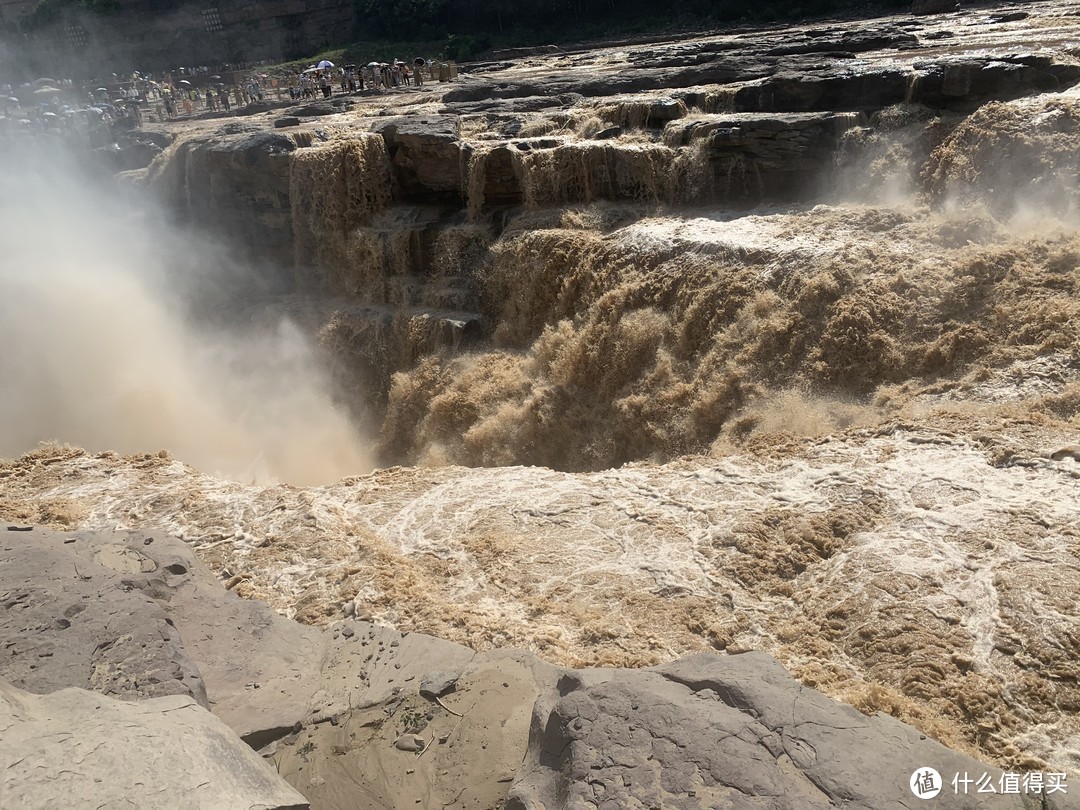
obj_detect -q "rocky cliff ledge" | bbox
[1,525,1071,809]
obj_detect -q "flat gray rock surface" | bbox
[0,527,207,705]
[0,678,308,810]
[0,526,325,748]
[507,652,1077,810]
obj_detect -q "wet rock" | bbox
[372,115,464,203]
[765,26,918,55]
[289,103,340,118]
[1050,445,1080,461]
[274,116,301,128]
[146,130,298,267]
[646,97,687,122]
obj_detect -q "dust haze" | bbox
[0,143,372,485]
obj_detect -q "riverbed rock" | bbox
[0,527,207,705]
[372,114,464,203]
[0,678,308,810]
[419,669,460,698]
[506,652,1071,809]
[0,527,325,750]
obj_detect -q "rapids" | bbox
[3,0,1080,781]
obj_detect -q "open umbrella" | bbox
[317,60,334,69]
[33,86,62,96]
[210,75,221,79]
[178,79,191,86]
[31,77,58,87]
[367,62,381,68]
[303,66,321,73]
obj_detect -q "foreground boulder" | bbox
[0,679,308,810]
[508,653,1051,809]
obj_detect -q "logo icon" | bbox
[911,768,942,799]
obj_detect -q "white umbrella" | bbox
[317,60,334,69]
[367,62,381,68]
[33,86,62,96]
[303,66,321,73]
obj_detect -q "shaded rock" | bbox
[989,11,1028,24]
[146,129,298,268]
[765,26,918,55]
[274,116,301,128]
[1051,445,1080,461]
[438,95,571,115]
[647,97,687,122]
[735,65,911,112]
[419,670,460,698]
[93,137,164,171]
[234,100,272,115]
[289,103,341,118]
[373,115,464,203]
[0,678,308,810]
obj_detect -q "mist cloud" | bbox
[0,141,372,485]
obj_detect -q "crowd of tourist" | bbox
[0,78,144,146]
[290,59,434,100]
[0,54,453,145]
